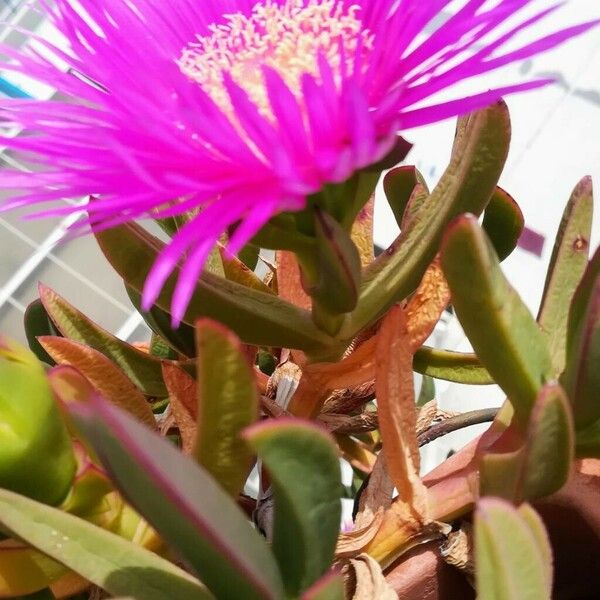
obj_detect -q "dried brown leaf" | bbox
[336,453,393,558]
[441,523,474,576]
[375,307,427,513]
[162,363,197,454]
[276,250,312,310]
[341,554,397,600]
[40,336,156,429]
[405,257,450,350]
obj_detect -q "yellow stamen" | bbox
[179,0,372,118]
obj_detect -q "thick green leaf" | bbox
[346,102,512,339]
[562,269,600,429]
[39,284,167,397]
[565,245,600,359]
[520,383,574,500]
[481,383,574,501]
[538,177,593,374]
[0,489,211,600]
[244,420,341,597]
[95,222,335,354]
[475,499,552,600]
[70,397,284,600]
[126,286,196,358]
[194,320,258,498]
[441,215,553,426]
[413,347,494,385]
[307,208,362,318]
[23,299,59,366]
[382,166,428,229]
[482,187,524,262]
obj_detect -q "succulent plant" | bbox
[0,99,596,600]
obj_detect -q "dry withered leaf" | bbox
[441,523,474,577]
[341,554,397,600]
[276,250,312,310]
[40,336,156,429]
[337,453,394,558]
[162,363,197,454]
[322,381,375,414]
[416,400,455,437]
[375,306,427,514]
[405,256,451,351]
[289,335,377,417]
[266,360,302,411]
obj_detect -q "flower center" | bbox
[179,0,371,118]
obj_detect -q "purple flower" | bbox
[0,0,597,324]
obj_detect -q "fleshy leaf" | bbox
[39,336,156,429]
[0,489,211,600]
[561,255,600,428]
[475,498,553,600]
[413,347,494,385]
[382,166,428,229]
[194,320,258,497]
[441,215,553,426]
[520,384,574,500]
[244,419,341,597]
[70,396,284,600]
[482,187,524,262]
[307,208,362,316]
[481,383,574,501]
[95,222,335,354]
[39,284,168,397]
[23,299,59,365]
[538,177,593,374]
[127,285,196,358]
[347,102,512,339]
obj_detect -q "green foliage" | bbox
[538,178,593,373]
[441,215,553,427]
[39,284,168,397]
[346,101,512,338]
[194,320,258,497]
[0,489,210,600]
[413,347,494,385]
[475,499,553,600]
[70,397,284,600]
[244,420,341,596]
[2,103,600,600]
[95,221,335,354]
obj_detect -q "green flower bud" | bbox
[0,338,76,505]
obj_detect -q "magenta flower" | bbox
[0,0,596,324]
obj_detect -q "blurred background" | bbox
[0,0,598,467]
